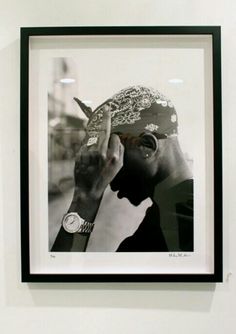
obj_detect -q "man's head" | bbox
[77,86,182,205]
[87,85,178,139]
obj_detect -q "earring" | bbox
[144,153,149,159]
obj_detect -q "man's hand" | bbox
[52,104,124,252]
[69,104,124,221]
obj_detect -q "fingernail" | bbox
[103,104,111,113]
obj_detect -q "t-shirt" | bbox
[117,179,193,252]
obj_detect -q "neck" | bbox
[154,138,193,192]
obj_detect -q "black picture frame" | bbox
[20,26,222,283]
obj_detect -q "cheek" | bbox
[124,147,158,178]
[124,149,148,175]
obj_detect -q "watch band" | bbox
[77,220,94,234]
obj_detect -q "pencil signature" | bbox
[169,253,191,258]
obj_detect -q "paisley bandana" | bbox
[86,86,178,138]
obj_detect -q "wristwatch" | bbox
[62,212,94,234]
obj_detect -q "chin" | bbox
[116,189,146,206]
[128,197,144,206]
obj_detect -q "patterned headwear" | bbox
[86,85,178,139]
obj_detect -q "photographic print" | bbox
[20,26,222,282]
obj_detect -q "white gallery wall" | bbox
[0,0,235,333]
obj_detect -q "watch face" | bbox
[62,213,81,233]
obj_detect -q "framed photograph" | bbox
[20,26,222,282]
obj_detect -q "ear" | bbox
[139,133,159,159]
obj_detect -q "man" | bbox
[51,85,193,252]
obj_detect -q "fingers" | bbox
[78,135,124,166]
[78,104,123,169]
[86,104,111,157]
[108,134,124,165]
[76,146,101,167]
[96,104,111,158]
